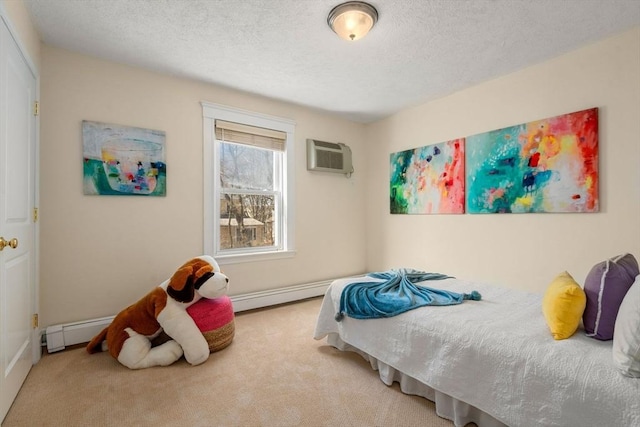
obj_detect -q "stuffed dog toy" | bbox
[86,255,229,369]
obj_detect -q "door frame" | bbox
[0,2,41,366]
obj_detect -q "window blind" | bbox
[215,120,286,151]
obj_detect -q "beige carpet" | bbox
[2,297,462,427]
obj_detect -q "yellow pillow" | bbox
[542,271,587,340]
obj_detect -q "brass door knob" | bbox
[0,237,18,251]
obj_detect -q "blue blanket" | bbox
[335,269,481,321]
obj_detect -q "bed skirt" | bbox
[325,333,506,427]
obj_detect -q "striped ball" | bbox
[186,296,235,353]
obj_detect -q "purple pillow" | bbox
[583,253,639,340]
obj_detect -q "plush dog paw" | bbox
[185,350,209,366]
[156,340,184,366]
[183,337,210,366]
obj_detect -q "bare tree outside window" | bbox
[204,102,294,261]
[219,142,277,250]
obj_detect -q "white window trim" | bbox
[202,101,296,265]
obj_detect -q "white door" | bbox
[0,16,37,423]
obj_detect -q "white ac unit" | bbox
[306,139,354,176]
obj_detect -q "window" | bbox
[203,102,296,264]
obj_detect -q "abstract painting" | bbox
[82,121,166,196]
[390,139,465,214]
[465,108,598,213]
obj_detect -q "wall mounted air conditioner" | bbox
[306,139,354,176]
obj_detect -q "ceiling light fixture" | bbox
[327,1,378,42]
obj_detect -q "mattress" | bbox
[314,276,640,427]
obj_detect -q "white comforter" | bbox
[314,276,640,427]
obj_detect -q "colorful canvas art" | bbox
[390,139,465,214]
[465,108,598,213]
[82,121,166,196]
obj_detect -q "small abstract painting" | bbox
[465,108,598,213]
[82,121,166,196]
[390,139,465,214]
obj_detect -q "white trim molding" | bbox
[230,279,330,312]
[202,101,296,264]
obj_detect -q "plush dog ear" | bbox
[168,265,192,292]
[193,262,214,289]
[167,262,197,303]
[194,262,213,280]
[167,258,216,302]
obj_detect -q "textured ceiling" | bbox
[23,0,640,123]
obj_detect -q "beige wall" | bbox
[1,0,40,70]
[365,27,640,293]
[40,46,367,326]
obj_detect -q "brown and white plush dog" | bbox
[86,255,229,369]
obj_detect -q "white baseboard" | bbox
[45,316,114,353]
[44,278,333,353]
[230,279,331,312]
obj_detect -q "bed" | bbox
[313,275,640,427]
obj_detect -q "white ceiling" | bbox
[23,0,640,123]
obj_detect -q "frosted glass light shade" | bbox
[328,2,378,41]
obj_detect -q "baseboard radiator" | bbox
[45,278,336,353]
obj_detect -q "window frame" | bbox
[202,102,296,265]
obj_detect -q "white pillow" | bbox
[612,274,640,377]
